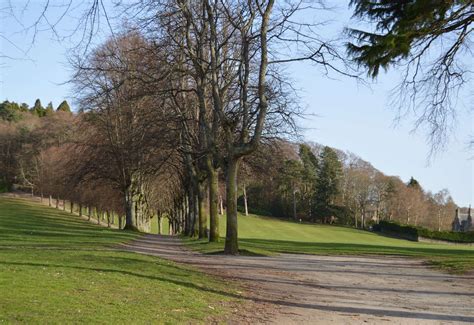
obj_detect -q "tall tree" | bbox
[348,0,474,151]
[315,146,343,218]
[32,99,45,117]
[57,100,71,113]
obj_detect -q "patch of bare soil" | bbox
[122,235,474,324]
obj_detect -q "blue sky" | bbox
[1,1,472,206]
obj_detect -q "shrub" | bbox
[376,220,474,243]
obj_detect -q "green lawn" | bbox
[0,197,238,323]
[185,213,474,273]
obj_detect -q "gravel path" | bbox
[121,234,474,324]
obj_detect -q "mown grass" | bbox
[0,197,238,323]
[184,213,474,273]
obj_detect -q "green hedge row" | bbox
[373,221,474,243]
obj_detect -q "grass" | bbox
[184,213,474,273]
[0,197,239,324]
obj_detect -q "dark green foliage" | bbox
[407,176,421,190]
[32,99,45,117]
[20,103,29,112]
[314,146,342,217]
[375,220,419,241]
[45,102,55,116]
[0,181,9,193]
[0,101,22,122]
[376,220,474,243]
[347,0,471,77]
[56,100,71,113]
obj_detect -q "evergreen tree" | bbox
[347,0,472,77]
[32,99,45,117]
[347,1,473,148]
[56,100,71,113]
[45,102,54,116]
[299,144,318,219]
[20,103,29,112]
[407,177,422,191]
[279,159,304,220]
[314,146,343,217]
[0,100,22,122]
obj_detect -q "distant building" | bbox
[452,206,472,232]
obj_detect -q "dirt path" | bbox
[123,234,474,324]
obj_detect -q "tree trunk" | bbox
[224,158,240,255]
[97,210,101,225]
[209,168,219,242]
[124,187,139,231]
[49,195,52,207]
[198,183,208,239]
[219,194,224,215]
[56,197,59,209]
[243,182,249,216]
[292,189,297,220]
[157,214,162,235]
[79,204,83,217]
[70,202,74,214]
[107,210,111,228]
[88,206,91,221]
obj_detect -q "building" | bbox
[452,206,472,232]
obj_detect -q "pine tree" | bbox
[407,177,422,191]
[56,100,71,113]
[299,144,318,219]
[32,99,45,117]
[347,0,472,77]
[45,102,54,116]
[314,146,343,218]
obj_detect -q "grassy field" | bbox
[185,213,474,273]
[0,197,238,323]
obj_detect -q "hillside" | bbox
[0,197,237,323]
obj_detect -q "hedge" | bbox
[374,220,474,243]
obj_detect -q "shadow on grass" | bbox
[1,259,473,323]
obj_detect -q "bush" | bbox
[376,220,474,243]
[0,181,9,193]
[417,228,474,243]
[377,221,418,241]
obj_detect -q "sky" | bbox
[0,1,473,206]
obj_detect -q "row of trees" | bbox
[1,0,471,253]
[0,93,460,245]
[0,99,71,122]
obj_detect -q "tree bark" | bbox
[208,168,219,242]
[70,202,74,214]
[49,195,52,207]
[124,187,139,231]
[293,189,297,220]
[63,200,66,211]
[219,194,224,215]
[243,182,249,216]
[198,183,208,239]
[224,158,240,255]
[157,213,162,235]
